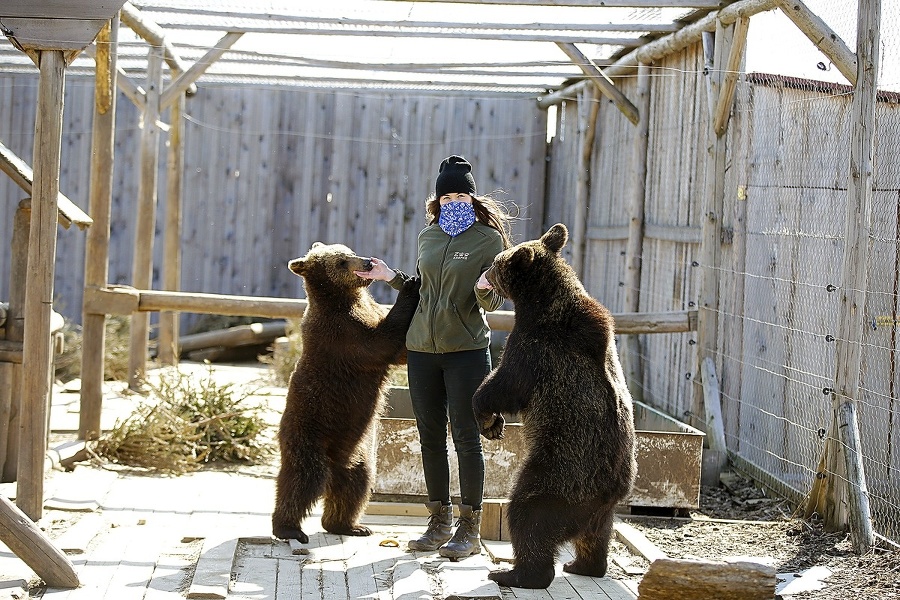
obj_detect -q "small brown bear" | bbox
[473,223,636,589]
[272,242,420,543]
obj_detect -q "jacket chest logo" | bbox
[452,252,470,260]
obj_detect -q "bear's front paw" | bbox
[480,413,505,440]
[401,276,421,295]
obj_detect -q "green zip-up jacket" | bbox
[389,222,505,354]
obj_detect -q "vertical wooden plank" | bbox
[127,45,162,389]
[17,49,66,521]
[80,17,118,440]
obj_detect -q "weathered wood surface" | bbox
[0,494,79,588]
[637,557,776,600]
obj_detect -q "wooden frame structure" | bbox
[0,0,883,568]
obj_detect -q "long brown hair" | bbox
[425,193,516,249]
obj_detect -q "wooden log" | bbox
[177,322,286,355]
[701,357,729,476]
[637,558,776,600]
[80,16,119,442]
[0,495,79,588]
[18,49,66,521]
[822,0,879,552]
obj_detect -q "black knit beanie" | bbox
[435,155,477,199]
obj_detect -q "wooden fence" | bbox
[0,77,547,323]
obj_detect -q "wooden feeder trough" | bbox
[374,386,705,514]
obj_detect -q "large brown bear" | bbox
[272,242,420,543]
[473,223,636,589]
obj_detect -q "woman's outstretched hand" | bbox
[355,257,396,281]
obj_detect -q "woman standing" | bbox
[356,155,512,558]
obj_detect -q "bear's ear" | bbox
[509,246,536,269]
[288,258,305,276]
[541,223,568,254]
[311,241,324,250]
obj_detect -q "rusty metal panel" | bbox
[375,393,704,509]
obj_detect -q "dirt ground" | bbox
[624,472,900,599]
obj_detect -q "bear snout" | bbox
[360,258,374,272]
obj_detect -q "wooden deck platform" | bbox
[1,466,639,599]
[0,364,641,599]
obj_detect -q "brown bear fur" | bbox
[473,223,636,589]
[272,242,419,543]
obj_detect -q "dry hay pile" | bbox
[92,367,272,474]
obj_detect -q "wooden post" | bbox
[820,0,879,554]
[620,64,651,404]
[158,79,185,366]
[127,44,163,390]
[0,495,79,588]
[570,85,600,278]
[80,16,119,441]
[17,50,66,521]
[0,201,29,482]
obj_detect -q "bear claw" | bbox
[326,524,373,537]
[488,567,554,589]
[272,525,309,544]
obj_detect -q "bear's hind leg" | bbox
[562,501,616,578]
[272,449,328,543]
[489,495,576,589]
[321,457,373,536]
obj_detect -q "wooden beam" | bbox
[160,31,244,109]
[570,85,600,278]
[157,79,186,365]
[0,495,79,588]
[713,16,749,136]
[80,16,119,442]
[389,0,723,6]
[1,202,28,482]
[120,1,198,96]
[127,45,163,390]
[540,0,779,108]
[0,142,91,229]
[776,0,857,85]
[694,18,731,432]
[140,8,681,35]
[824,0,879,554]
[17,49,65,521]
[0,341,23,364]
[621,63,652,404]
[85,287,698,335]
[556,42,639,124]
[145,19,646,47]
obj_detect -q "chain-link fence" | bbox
[711,2,900,547]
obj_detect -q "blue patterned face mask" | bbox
[438,201,476,237]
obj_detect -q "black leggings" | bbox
[407,348,491,510]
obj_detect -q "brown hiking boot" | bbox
[407,501,453,552]
[438,504,482,558]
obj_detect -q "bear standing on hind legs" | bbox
[272,242,420,543]
[473,223,636,589]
